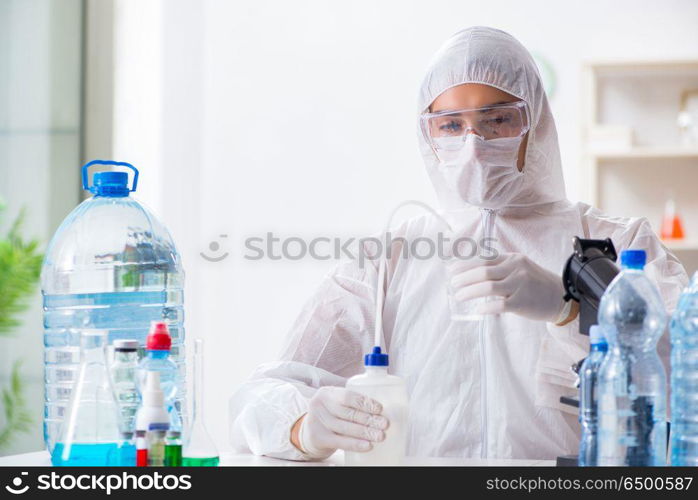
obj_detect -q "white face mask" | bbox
[436,134,524,209]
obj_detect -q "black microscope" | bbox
[556,237,620,466]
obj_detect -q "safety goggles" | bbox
[421,101,530,151]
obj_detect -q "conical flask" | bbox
[660,197,685,240]
[52,331,122,466]
[182,338,219,466]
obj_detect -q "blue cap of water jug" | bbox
[82,160,139,197]
[93,171,129,197]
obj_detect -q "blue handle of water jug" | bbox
[81,160,139,194]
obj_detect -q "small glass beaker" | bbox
[447,286,486,321]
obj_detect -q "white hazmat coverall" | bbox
[229,27,688,460]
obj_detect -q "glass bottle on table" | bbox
[165,430,183,466]
[136,430,148,467]
[111,339,141,434]
[147,428,168,466]
[182,339,219,466]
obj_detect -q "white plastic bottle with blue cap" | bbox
[345,346,408,465]
[596,249,668,466]
[41,160,185,453]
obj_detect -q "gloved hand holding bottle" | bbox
[290,386,389,460]
[448,252,568,323]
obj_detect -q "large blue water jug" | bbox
[41,160,185,451]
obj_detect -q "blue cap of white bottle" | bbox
[364,346,389,366]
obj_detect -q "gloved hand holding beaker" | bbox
[448,252,566,323]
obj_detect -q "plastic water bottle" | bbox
[345,347,408,465]
[138,322,181,431]
[669,271,698,466]
[41,160,185,451]
[597,249,668,466]
[578,325,608,466]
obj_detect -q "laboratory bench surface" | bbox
[0,451,554,467]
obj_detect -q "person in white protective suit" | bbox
[228,26,688,460]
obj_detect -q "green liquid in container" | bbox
[165,444,182,466]
[182,456,219,467]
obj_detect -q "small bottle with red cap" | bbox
[137,321,181,431]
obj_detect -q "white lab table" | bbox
[0,450,554,467]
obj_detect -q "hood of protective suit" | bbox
[418,26,567,211]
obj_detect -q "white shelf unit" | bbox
[581,60,698,274]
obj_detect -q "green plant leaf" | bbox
[0,204,43,448]
[0,361,33,450]
[0,206,43,336]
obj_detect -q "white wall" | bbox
[109,0,698,451]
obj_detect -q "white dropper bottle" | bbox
[345,346,408,465]
[136,371,169,432]
[345,201,451,466]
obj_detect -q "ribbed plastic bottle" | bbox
[597,249,668,466]
[41,160,185,451]
[669,271,698,466]
[578,325,608,466]
[345,346,408,465]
